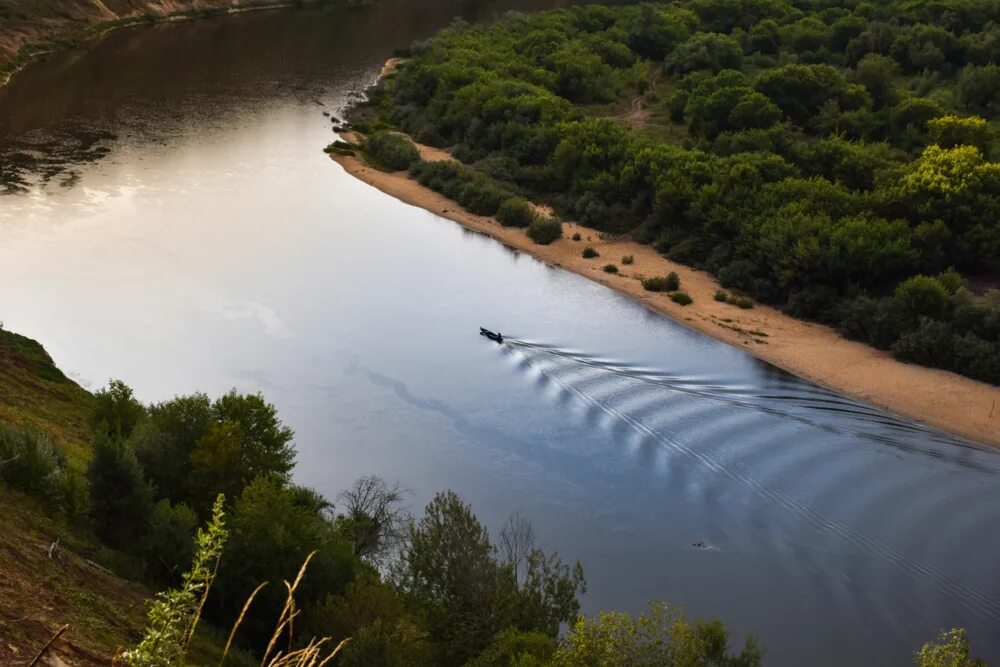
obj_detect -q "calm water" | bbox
[1,5,999,664]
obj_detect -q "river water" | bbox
[1,4,999,664]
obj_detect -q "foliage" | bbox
[670,291,693,305]
[0,425,64,509]
[395,491,585,665]
[715,290,729,302]
[552,601,763,666]
[915,628,986,667]
[497,197,538,228]
[621,254,634,265]
[336,474,409,567]
[87,434,154,549]
[91,379,145,440]
[121,495,227,667]
[604,264,619,273]
[365,1,1000,383]
[365,131,420,171]
[142,500,199,584]
[528,217,563,245]
[582,246,600,258]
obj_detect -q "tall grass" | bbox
[119,496,348,666]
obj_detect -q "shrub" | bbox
[714,290,729,302]
[0,426,63,508]
[621,255,635,265]
[670,291,693,305]
[582,246,600,259]
[730,295,755,309]
[665,271,680,291]
[88,435,154,550]
[642,276,670,292]
[604,264,619,273]
[572,232,582,241]
[365,131,420,171]
[496,197,536,227]
[528,217,563,245]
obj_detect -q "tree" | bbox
[851,53,900,109]
[957,64,1000,117]
[87,435,154,549]
[132,393,212,504]
[927,115,990,151]
[210,476,356,649]
[916,628,985,667]
[142,500,198,584]
[627,5,696,60]
[552,602,762,666]
[336,475,409,567]
[91,379,145,440]
[666,32,743,75]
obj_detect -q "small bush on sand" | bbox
[604,264,618,274]
[572,232,582,241]
[714,290,729,302]
[365,131,420,171]
[665,271,680,291]
[670,292,693,306]
[621,255,634,265]
[729,295,754,309]
[582,247,599,259]
[643,276,669,292]
[528,217,563,245]
[496,197,536,228]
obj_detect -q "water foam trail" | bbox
[505,339,1000,474]
[502,339,1000,621]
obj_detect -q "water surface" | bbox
[1,6,999,665]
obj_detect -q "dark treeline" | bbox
[360,0,1000,384]
[1,377,762,665]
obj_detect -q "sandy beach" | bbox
[331,134,1000,448]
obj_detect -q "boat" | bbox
[479,327,503,343]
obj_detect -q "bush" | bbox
[365,131,420,171]
[665,271,680,291]
[572,232,582,241]
[621,255,635,265]
[528,217,563,245]
[670,291,693,305]
[142,500,198,583]
[729,295,755,309]
[714,290,729,302]
[582,246,600,258]
[0,426,63,508]
[604,264,619,273]
[88,435,154,550]
[496,197,536,227]
[643,276,670,292]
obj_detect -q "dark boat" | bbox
[479,327,503,343]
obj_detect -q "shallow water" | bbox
[1,5,999,664]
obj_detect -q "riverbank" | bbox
[331,133,1000,448]
[0,0,349,88]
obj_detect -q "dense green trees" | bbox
[366,0,1000,384]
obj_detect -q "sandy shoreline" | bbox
[331,136,1000,448]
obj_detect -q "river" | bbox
[1,3,999,664]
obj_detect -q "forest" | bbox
[360,0,1000,384]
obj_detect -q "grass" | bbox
[0,327,92,469]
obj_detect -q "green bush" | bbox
[621,255,635,265]
[582,246,600,258]
[496,197,536,227]
[714,290,729,302]
[365,131,420,171]
[528,217,563,245]
[572,232,582,241]
[665,271,680,291]
[729,295,755,309]
[604,264,619,273]
[670,291,693,305]
[642,276,670,292]
[0,426,63,508]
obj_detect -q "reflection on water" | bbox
[1,5,1000,666]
